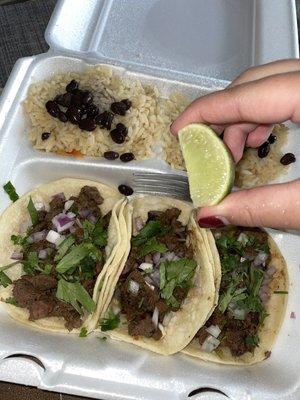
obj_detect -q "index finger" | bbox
[170,71,300,134]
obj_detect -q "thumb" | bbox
[197,179,300,230]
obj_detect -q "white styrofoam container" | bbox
[0,1,299,399]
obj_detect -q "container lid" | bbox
[47,0,299,84]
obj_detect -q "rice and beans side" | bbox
[24,65,295,189]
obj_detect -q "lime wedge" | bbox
[178,123,235,207]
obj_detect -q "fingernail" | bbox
[198,216,229,228]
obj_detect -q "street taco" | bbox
[98,196,217,355]
[0,178,125,333]
[182,228,288,365]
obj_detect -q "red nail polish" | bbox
[198,216,226,228]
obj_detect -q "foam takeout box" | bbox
[0,1,299,399]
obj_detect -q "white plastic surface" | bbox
[0,0,299,399]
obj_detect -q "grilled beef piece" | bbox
[197,309,260,357]
[120,270,164,340]
[71,186,103,219]
[13,275,81,330]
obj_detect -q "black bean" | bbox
[118,184,133,196]
[104,151,119,160]
[116,123,128,135]
[86,104,99,118]
[79,118,97,131]
[120,152,134,162]
[41,132,51,141]
[71,93,83,106]
[81,91,93,105]
[54,93,72,108]
[66,80,79,93]
[58,111,68,123]
[110,101,127,116]
[45,101,60,118]
[258,141,270,158]
[110,128,126,144]
[96,111,114,130]
[268,134,277,144]
[66,105,82,125]
[280,153,296,165]
[121,99,132,110]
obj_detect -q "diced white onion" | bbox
[152,252,161,264]
[201,335,221,353]
[135,217,144,232]
[253,252,268,267]
[38,249,48,259]
[52,213,75,233]
[67,212,76,219]
[232,308,247,320]
[149,270,160,287]
[11,251,23,260]
[165,252,176,261]
[205,325,221,338]
[46,230,62,245]
[237,232,249,244]
[32,231,47,243]
[240,257,246,263]
[34,202,45,211]
[158,323,165,336]
[64,200,74,211]
[139,262,153,272]
[128,280,139,295]
[152,307,159,328]
[145,281,155,291]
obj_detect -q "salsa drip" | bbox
[197,228,276,357]
[110,208,197,340]
[7,186,110,330]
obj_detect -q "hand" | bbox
[171,59,300,229]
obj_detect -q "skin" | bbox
[171,59,300,229]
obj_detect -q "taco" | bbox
[97,196,217,355]
[182,228,288,365]
[0,178,126,333]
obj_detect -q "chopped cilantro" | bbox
[99,309,120,332]
[56,243,98,273]
[4,297,19,306]
[23,252,40,275]
[159,259,197,306]
[0,260,20,273]
[245,334,259,347]
[79,327,88,337]
[42,264,52,276]
[132,220,170,247]
[54,235,75,261]
[138,237,167,257]
[27,197,38,226]
[273,290,288,294]
[56,278,95,314]
[92,218,108,247]
[0,271,12,287]
[11,234,28,249]
[3,181,19,202]
[138,298,144,308]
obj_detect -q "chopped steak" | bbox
[13,275,82,330]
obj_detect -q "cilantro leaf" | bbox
[82,220,94,240]
[159,258,197,306]
[132,220,163,246]
[4,297,19,306]
[3,181,19,202]
[249,265,264,297]
[92,218,108,247]
[27,197,38,226]
[23,252,39,275]
[56,279,95,314]
[100,309,120,332]
[56,243,96,273]
[0,271,12,287]
[79,327,88,337]
[273,290,288,294]
[42,264,52,276]
[138,237,167,257]
[54,235,75,261]
[11,234,28,249]
[245,334,259,347]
